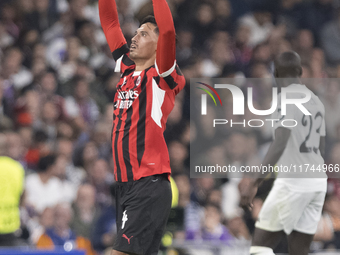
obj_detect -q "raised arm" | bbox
[99,0,128,61]
[153,0,176,75]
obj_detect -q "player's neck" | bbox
[280,77,301,87]
[134,57,156,72]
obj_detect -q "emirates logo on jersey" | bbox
[117,90,139,100]
[115,90,139,109]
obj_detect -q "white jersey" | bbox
[272,84,327,192]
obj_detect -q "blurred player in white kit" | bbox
[239,51,327,255]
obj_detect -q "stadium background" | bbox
[1,0,340,254]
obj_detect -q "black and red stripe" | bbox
[136,76,147,167]
[113,108,124,182]
[122,103,134,182]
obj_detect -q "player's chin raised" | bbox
[129,49,137,59]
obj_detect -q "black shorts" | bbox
[113,173,172,255]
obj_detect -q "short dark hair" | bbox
[275,51,302,78]
[140,15,159,34]
[37,154,57,173]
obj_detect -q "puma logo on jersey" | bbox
[122,234,133,244]
[122,77,127,86]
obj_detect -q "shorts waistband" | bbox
[116,173,169,185]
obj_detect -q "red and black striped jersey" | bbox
[99,0,185,182]
[111,46,185,182]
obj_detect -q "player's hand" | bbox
[238,177,258,211]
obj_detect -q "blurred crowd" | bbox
[1,0,340,254]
